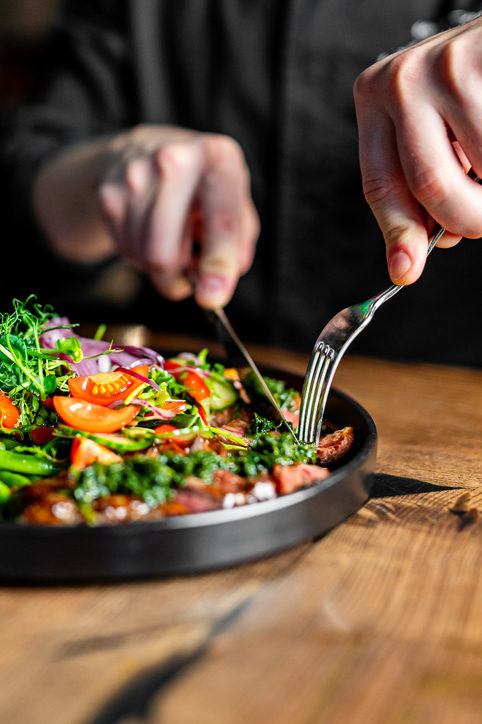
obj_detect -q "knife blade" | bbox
[206,308,299,443]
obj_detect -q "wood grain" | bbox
[3,334,482,724]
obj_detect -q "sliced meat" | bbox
[246,473,277,503]
[210,405,238,427]
[188,435,227,455]
[282,409,299,428]
[93,495,162,523]
[211,404,252,428]
[273,463,330,495]
[175,471,249,512]
[174,488,223,513]
[317,426,355,466]
[280,393,301,428]
[19,485,83,526]
[213,469,249,508]
[212,469,246,492]
[158,500,191,516]
[218,417,251,438]
[154,441,188,456]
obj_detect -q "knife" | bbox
[206,308,299,442]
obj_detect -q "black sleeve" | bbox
[0,0,134,311]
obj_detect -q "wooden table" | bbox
[2,330,482,724]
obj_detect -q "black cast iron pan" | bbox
[0,369,377,582]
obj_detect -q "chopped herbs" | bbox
[243,371,300,411]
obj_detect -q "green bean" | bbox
[0,470,32,488]
[0,449,59,476]
[0,438,21,450]
[0,481,10,503]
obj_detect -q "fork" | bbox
[297,216,464,445]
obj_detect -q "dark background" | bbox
[0,0,175,337]
[0,0,59,114]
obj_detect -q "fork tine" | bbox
[306,350,332,441]
[312,352,336,442]
[298,345,323,440]
[299,343,334,442]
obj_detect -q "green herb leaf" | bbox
[55,337,83,362]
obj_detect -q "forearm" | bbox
[32,137,117,264]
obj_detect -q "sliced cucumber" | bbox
[208,377,238,410]
[56,425,151,453]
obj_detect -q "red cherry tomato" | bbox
[0,392,20,428]
[68,365,149,407]
[165,362,210,402]
[154,424,196,447]
[154,424,179,436]
[30,427,56,444]
[160,400,187,414]
[70,436,122,470]
[180,371,210,401]
[53,396,140,433]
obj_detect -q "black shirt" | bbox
[2,0,482,366]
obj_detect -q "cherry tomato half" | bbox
[53,396,140,433]
[0,392,20,428]
[68,365,149,407]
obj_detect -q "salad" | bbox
[0,297,354,525]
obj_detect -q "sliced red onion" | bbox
[115,367,161,392]
[40,317,165,375]
[169,364,211,379]
[177,352,201,364]
[108,398,176,419]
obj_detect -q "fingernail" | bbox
[389,250,411,281]
[197,274,229,306]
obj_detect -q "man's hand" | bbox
[33,125,259,308]
[354,16,482,285]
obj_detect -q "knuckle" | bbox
[124,158,151,194]
[409,168,448,206]
[383,225,416,250]
[353,67,377,102]
[156,144,196,180]
[384,51,422,109]
[362,170,399,206]
[434,36,471,103]
[202,134,245,171]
